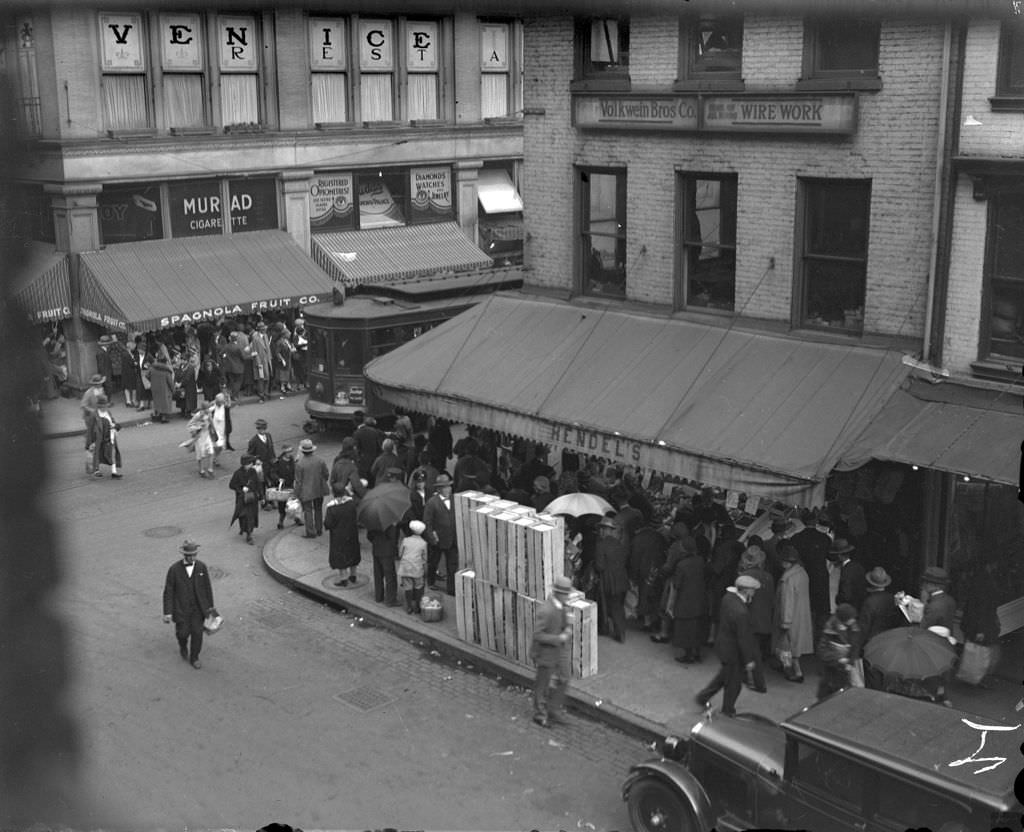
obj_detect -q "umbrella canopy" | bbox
[863,626,957,680]
[356,481,411,532]
[543,492,615,518]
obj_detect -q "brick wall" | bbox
[943,179,987,371]
[522,16,947,341]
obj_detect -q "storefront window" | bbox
[99,183,164,243]
[948,480,1024,608]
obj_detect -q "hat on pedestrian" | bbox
[299,438,316,454]
[385,466,405,480]
[740,546,766,570]
[735,575,761,590]
[866,567,892,588]
[241,454,257,465]
[409,520,426,535]
[434,473,453,489]
[779,544,800,564]
[829,538,855,556]
[927,625,957,645]
[98,334,115,345]
[89,373,106,386]
[552,575,573,595]
[340,436,356,451]
[533,475,550,493]
[835,603,858,623]
[95,394,110,407]
[180,539,200,555]
[921,566,950,587]
[770,516,790,533]
[280,444,294,455]
[255,418,268,429]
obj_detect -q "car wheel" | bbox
[627,778,698,832]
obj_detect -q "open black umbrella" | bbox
[356,480,411,532]
[863,626,957,681]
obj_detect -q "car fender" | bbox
[623,760,716,830]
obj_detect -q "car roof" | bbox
[782,688,1022,811]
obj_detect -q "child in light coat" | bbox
[397,520,428,614]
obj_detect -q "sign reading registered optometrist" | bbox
[574,91,857,135]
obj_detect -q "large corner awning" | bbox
[310,222,493,286]
[77,231,333,332]
[839,382,1020,486]
[365,294,910,505]
[10,243,71,324]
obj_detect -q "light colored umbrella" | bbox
[542,492,615,518]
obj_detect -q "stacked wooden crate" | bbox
[453,491,598,678]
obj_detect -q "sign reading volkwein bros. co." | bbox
[574,91,857,135]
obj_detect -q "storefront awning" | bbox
[77,231,333,332]
[365,294,910,505]
[311,222,493,287]
[838,383,1019,486]
[477,169,524,214]
[10,243,71,324]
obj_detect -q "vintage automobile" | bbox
[622,687,1022,832]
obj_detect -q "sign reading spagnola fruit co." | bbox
[574,92,857,135]
[158,295,322,328]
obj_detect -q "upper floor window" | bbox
[797,178,871,334]
[994,21,1024,110]
[2,18,43,137]
[799,18,881,91]
[358,18,442,123]
[680,174,737,312]
[983,185,1024,360]
[480,20,523,119]
[159,13,207,129]
[678,16,743,87]
[310,17,349,124]
[579,168,626,299]
[99,12,150,131]
[574,18,629,89]
[217,14,262,127]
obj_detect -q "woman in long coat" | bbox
[272,330,293,393]
[671,535,707,663]
[772,544,814,682]
[149,356,175,423]
[323,484,361,587]
[229,454,261,544]
[738,546,775,662]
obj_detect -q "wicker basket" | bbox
[420,597,444,622]
[266,487,293,502]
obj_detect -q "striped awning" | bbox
[77,231,333,332]
[311,222,493,286]
[9,243,71,324]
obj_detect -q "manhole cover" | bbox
[143,526,184,539]
[333,686,396,711]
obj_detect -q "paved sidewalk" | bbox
[263,525,1024,741]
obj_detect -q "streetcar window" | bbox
[333,332,364,373]
[308,327,328,374]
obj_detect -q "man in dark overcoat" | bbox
[919,566,957,630]
[229,454,261,545]
[671,534,707,664]
[695,575,760,717]
[831,538,867,612]
[353,415,384,484]
[858,566,899,689]
[594,517,630,642]
[246,418,276,508]
[629,519,668,633]
[789,510,832,632]
[423,472,458,594]
[162,539,216,669]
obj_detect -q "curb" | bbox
[261,531,665,745]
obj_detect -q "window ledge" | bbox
[672,78,745,93]
[169,126,215,136]
[315,121,359,131]
[106,128,157,139]
[361,120,403,129]
[989,96,1024,112]
[570,77,632,92]
[223,123,264,134]
[795,77,881,92]
[483,115,523,125]
[971,358,1024,384]
[409,119,449,127]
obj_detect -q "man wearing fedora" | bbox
[88,394,123,479]
[229,454,261,545]
[858,566,899,689]
[695,575,761,717]
[293,438,330,539]
[424,472,458,594]
[920,566,957,631]
[162,540,217,669]
[830,538,866,613]
[530,575,575,728]
[80,373,107,475]
[246,418,276,509]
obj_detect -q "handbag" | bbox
[243,490,257,504]
[203,612,223,634]
[956,641,997,685]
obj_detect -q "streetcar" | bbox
[303,266,523,429]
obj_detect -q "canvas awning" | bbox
[838,380,1020,485]
[311,222,493,286]
[10,243,71,324]
[365,294,910,505]
[77,231,333,332]
[477,169,524,214]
